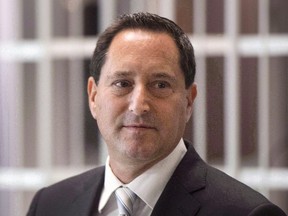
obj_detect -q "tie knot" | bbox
[115,187,136,216]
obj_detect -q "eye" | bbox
[150,81,173,98]
[113,80,132,88]
[154,81,170,89]
[111,80,133,96]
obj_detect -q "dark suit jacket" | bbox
[27,142,287,216]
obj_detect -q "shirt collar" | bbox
[98,157,123,212]
[98,139,187,212]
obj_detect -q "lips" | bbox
[123,124,155,129]
[121,115,157,130]
[122,122,157,131]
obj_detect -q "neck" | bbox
[109,157,163,184]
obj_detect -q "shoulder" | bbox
[203,166,286,215]
[46,166,105,190]
[37,166,105,197]
[27,166,105,216]
[177,142,286,215]
[182,141,268,204]
[204,165,267,205]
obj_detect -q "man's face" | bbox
[88,29,197,168]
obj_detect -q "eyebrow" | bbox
[151,72,177,82]
[106,71,134,80]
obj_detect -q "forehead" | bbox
[107,29,179,61]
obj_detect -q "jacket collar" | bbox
[151,142,207,216]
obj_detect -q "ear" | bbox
[87,76,98,119]
[185,83,197,122]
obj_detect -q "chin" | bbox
[124,144,161,162]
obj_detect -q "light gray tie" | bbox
[115,187,136,216]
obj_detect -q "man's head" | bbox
[90,12,196,88]
[88,12,197,182]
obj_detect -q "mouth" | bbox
[123,124,156,130]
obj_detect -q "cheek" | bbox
[96,97,126,123]
[167,100,188,128]
[94,96,109,125]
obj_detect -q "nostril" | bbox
[128,100,150,115]
[128,104,149,114]
[128,87,151,115]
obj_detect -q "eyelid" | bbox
[112,79,133,88]
[151,80,172,88]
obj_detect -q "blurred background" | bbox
[0,0,287,215]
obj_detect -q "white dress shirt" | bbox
[96,139,187,216]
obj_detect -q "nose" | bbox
[128,86,150,115]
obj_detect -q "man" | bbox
[27,12,286,216]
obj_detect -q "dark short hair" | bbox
[90,12,196,88]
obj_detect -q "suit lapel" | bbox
[64,167,105,216]
[151,143,206,216]
[151,178,201,216]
